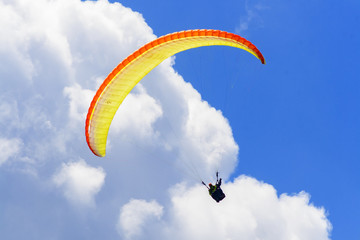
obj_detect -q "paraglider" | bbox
[203,172,226,203]
[85,29,265,157]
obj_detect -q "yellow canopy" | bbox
[85,29,265,157]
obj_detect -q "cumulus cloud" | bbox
[119,176,330,240]
[183,97,238,179]
[63,83,95,124]
[117,199,163,239]
[0,137,23,166]
[52,159,105,207]
[0,99,20,131]
[0,0,156,163]
[111,84,163,140]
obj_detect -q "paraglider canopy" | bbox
[85,29,265,157]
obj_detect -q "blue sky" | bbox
[0,0,358,239]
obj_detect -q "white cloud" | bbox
[64,83,95,124]
[114,176,331,240]
[111,84,163,140]
[0,0,155,162]
[0,99,21,132]
[0,137,23,166]
[52,159,105,207]
[183,97,238,179]
[117,199,163,239]
[153,176,330,240]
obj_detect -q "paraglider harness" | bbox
[202,172,226,203]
